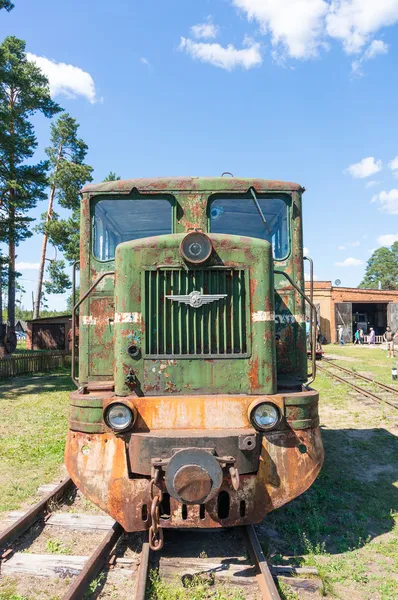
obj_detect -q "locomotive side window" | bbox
[93,198,173,261]
[209,196,289,259]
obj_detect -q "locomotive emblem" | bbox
[166,290,227,308]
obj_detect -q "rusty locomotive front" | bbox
[65,177,323,549]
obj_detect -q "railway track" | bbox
[0,479,318,599]
[136,524,285,600]
[318,358,398,410]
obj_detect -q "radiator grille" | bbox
[144,269,248,357]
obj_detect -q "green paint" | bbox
[77,179,308,396]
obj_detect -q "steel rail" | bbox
[242,525,281,600]
[318,363,398,410]
[323,357,398,396]
[62,522,123,600]
[0,477,74,551]
[134,531,152,600]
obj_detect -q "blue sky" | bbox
[2,0,398,311]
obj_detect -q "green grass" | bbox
[147,571,246,600]
[263,349,398,599]
[0,372,73,513]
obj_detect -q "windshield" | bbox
[93,198,173,261]
[209,195,289,259]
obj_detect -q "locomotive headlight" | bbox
[180,231,212,264]
[250,402,280,431]
[104,403,135,432]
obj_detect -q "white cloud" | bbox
[364,39,389,59]
[351,39,388,75]
[371,189,398,214]
[378,233,398,246]
[345,156,382,178]
[365,180,380,188]
[26,53,97,103]
[179,37,262,70]
[326,1,398,54]
[230,0,398,63]
[338,245,346,250]
[140,57,151,67]
[335,257,364,267]
[191,21,219,40]
[303,246,310,256]
[389,156,398,171]
[232,0,329,59]
[16,262,40,270]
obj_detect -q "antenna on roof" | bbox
[335,279,341,286]
[221,172,233,177]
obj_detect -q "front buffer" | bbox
[65,388,323,531]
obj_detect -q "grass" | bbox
[0,348,397,599]
[0,371,73,513]
[262,346,398,599]
[147,571,246,600]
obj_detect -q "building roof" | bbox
[27,315,72,324]
[82,177,303,195]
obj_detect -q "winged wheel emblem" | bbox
[166,290,227,309]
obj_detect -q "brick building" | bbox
[304,281,398,344]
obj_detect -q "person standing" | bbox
[338,325,345,345]
[383,326,396,358]
[368,327,376,345]
[354,329,360,344]
[359,328,364,345]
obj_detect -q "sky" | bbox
[2,0,398,311]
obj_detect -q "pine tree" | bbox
[0,1,14,11]
[0,36,60,350]
[44,170,120,280]
[34,113,93,317]
[103,171,121,181]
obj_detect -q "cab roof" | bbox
[81,177,304,195]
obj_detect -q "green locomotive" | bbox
[66,177,323,550]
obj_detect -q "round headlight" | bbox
[180,232,212,264]
[250,403,280,431]
[105,403,134,432]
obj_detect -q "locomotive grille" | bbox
[143,269,249,358]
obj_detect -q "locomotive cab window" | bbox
[209,195,289,259]
[93,197,173,261]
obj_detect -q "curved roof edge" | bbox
[81,177,304,195]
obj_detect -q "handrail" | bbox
[274,269,317,385]
[71,270,114,387]
[303,255,316,383]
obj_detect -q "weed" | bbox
[45,538,72,555]
[83,573,105,598]
[148,570,245,599]
[278,581,298,600]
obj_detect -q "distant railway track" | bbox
[0,479,320,600]
[318,358,398,411]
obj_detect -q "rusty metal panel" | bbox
[113,234,276,396]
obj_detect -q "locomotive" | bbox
[65,177,323,550]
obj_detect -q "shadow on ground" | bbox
[263,426,398,556]
[0,371,74,398]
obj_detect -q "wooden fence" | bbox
[0,351,71,379]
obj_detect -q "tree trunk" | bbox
[8,204,15,328]
[33,143,62,319]
[34,183,56,318]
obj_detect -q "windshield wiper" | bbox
[249,187,271,234]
